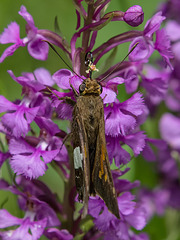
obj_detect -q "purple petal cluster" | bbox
[0,177,72,240]
[140,0,180,215]
[88,188,147,239]
[0,95,39,138]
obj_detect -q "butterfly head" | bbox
[79,78,102,96]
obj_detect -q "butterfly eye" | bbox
[79,83,86,93]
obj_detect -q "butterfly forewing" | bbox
[92,111,120,218]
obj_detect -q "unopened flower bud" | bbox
[124,5,144,27]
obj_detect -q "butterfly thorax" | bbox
[79,78,102,96]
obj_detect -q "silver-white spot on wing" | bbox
[73,146,83,169]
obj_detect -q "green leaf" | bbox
[54,16,62,36]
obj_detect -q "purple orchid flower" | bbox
[142,138,167,162]
[161,0,180,22]
[139,188,170,221]
[0,176,66,239]
[9,137,59,179]
[160,113,180,149]
[106,131,146,166]
[129,11,173,68]
[0,21,25,62]
[8,69,55,119]
[140,64,170,105]
[104,92,145,136]
[8,68,54,92]
[0,95,39,138]
[88,192,147,239]
[0,209,47,240]
[0,6,49,62]
[155,29,174,69]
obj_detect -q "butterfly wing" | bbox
[72,104,90,218]
[92,108,120,219]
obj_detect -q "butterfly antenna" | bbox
[99,42,139,82]
[44,40,84,80]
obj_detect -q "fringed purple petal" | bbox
[105,102,137,136]
[120,92,144,116]
[0,22,21,44]
[8,70,44,92]
[105,103,135,136]
[11,150,47,179]
[1,105,39,138]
